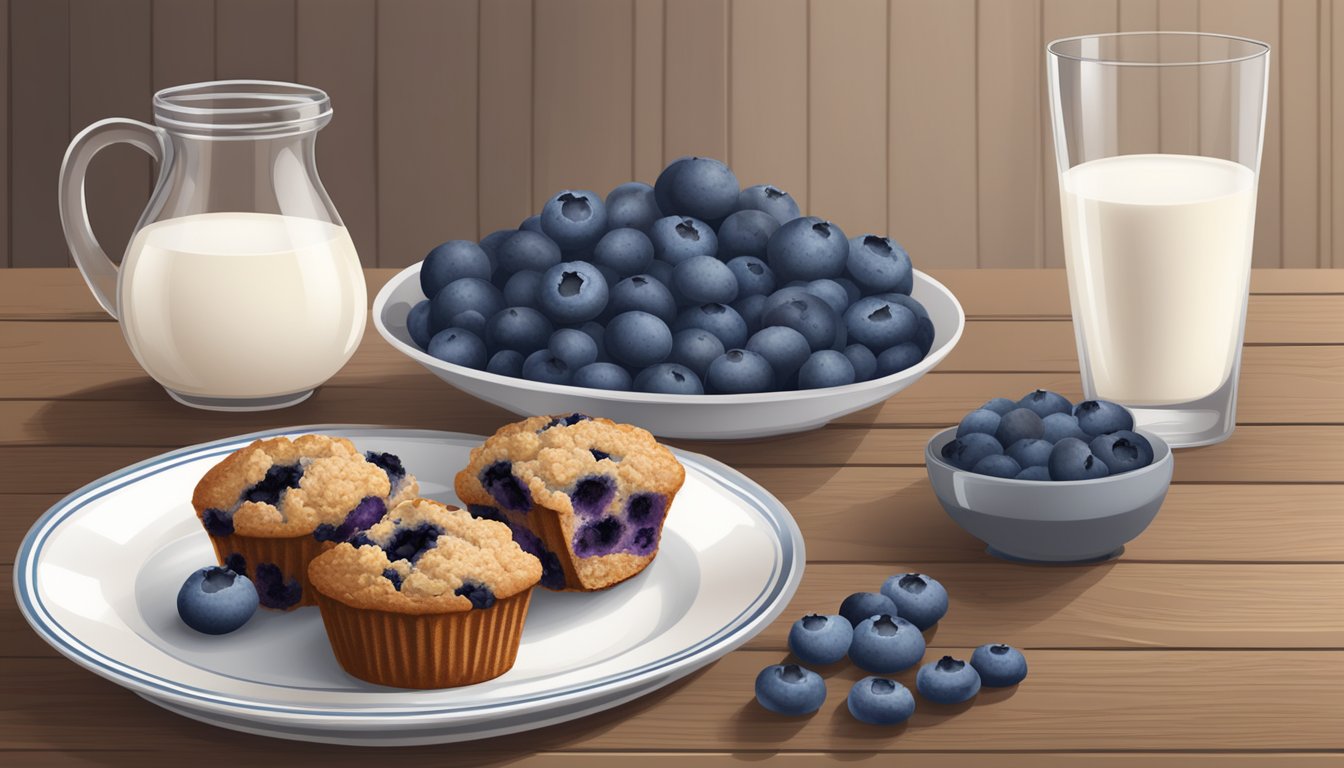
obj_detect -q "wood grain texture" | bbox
[477,0,533,233]
[0,0,8,267]
[1281,0,1320,267]
[1118,0,1161,155]
[533,0,633,204]
[9,0,70,267]
[730,0,808,213]
[808,0,888,235]
[3,651,1343,751]
[215,0,296,80]
[889,0,977,268]
[631,0,664,183]
[976,0,1043,267]
[296,0,378,265]
[376,0,478,265]
[151,0,214,90]
[662,0,727,163]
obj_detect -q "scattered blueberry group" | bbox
[409,157,935,394]
[942,390,1155,481]
[758,571,1027,724]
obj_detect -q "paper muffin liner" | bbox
[207,532,333,610]
[313,588,533,689]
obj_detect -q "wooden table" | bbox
[2,268,1342,767]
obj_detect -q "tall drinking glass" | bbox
[1047,33,1270,447]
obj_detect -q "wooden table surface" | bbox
[2,268,1342,767]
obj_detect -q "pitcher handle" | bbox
[58,118,172,319]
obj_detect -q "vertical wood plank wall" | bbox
[3,0,1341,269]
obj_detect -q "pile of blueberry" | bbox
[941,390,1156,481]
[755,572,1027,724]
[405,156,935,394]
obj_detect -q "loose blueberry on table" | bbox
[847,677,917,725]
[880,572,949,631]
[837,591,899,628]
[970,643,1029,687]
[787,614,854,665]
[407,156,937,394]
[754,663,827,716]
[848,614,926,674]
[916,655,982,705]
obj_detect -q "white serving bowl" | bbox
[372,263,965,439]
[925,427,1174,562]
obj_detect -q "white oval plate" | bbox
[373,265,965,440]
[15,426,804,745]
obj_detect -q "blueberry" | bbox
[669,328,726,379]
[478,228,515,261]
[538,261,609,324]
[313,496,387,542]
[846,235,913,295]
[519,214,543,233]
[843,344,878,382]
[1047,437,1112,481]
[606,310,673,368]
[787,614,853,665]
[875,343,925,376]
[804,279,850,318]
[572,362,633,391]
[1017,389,1073,418]
[522,349,573,385]
[838,591,899,628]
[540,189,607,250]
[956,409,1002,438]
[1006,438,1054,468]
[655,156,739,223]
[498,230,562,274]
[576,320,606,357]
[916,656,981,704]
[725,256,776,298]
[844,297,917,353]
[573,515,626,556]
[972,454,1022,478]
[569,474,617,517]
[834,277,862,304]
[634,363,705,394]
[745,326,811,386]
[605,181,663,232]
[717,209,779,259]
[449,309,487,338]
[252,562,303,610]
[454,581,497,610]
[767,217,849,281]
[429,277,505,335]
[384,522,447,563]
[799,349,856,389]
[592,228,655,278]
[763,294,838,352]
[875,293,936,354]
[849,615,926,674]
[548,328,599,369]
[1074,399,1135,436]
[981,397,1019,416]
[939,432,1004,471]
[674,303,749,350]
[673,254,739,305]
[486,307,554,354]
[995,408,1045,448]
[427,327,488,369]
[649,215,718,266]
[607,274,678,324]
[754,663,826,716]
[242,464,304,506]
[647,259,674,287]
[847,677,917,725]
[1041,412,1090,443]
[736,184,801,225]
[970,643,1028,687]
[483,351,521,379]
[705,349,774,393]
[176,566,258,634]
[880,572,949,631]
[407,299,433,349]
[480,461,532,512]
[421,240,492,299]
[733,293,768,336]
[503,269,543,307]
[1089,430,1155,474]
[1015,465,1051,481]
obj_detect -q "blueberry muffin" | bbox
[308,498,541,688]
[454,414,685,591]
[191,435,419,610]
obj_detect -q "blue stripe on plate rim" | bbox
[14,425,804,720]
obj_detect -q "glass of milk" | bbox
[1047,33,1270,447]
[58,81,366,411]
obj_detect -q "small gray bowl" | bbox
[925,427,1174,563]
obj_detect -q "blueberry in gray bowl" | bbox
[957,408,1002,438]
[1048,437,1111,481]
[767,216,848,282]
[427,327,488,370]
[940,432,1003,472]
[606,311,673,369]
[572,361,633,391]
[668,328,725,380]
[607,274,679,325]
[634,363,704,395]
[1089,430,1155,474]
[1074,399,1134,436]
[972,454,1021,478]
[1042,411,1089,443]
[846,234,913,296]
[649,215,717,266]
[540,189,607,251]
[717,209,779,260]
[538,261,609,324]
[995,407,1045,448]
[1006,438,1054,469]
[736,183,801,225]
[705,349,774,394]
[420,239,492,299]
[604,181,662,232]
[1016,388,1072,418]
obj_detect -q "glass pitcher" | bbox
[58,80,366,411]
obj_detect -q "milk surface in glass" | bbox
[1059,153,1256,405]
[119,212,367,398]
